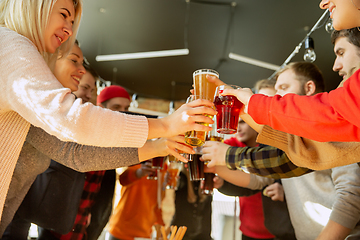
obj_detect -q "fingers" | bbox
[206,75,225,86]
[204,158,215,168]
[221,88,240,96]
[185,99,215,108]
[166,137,195,155]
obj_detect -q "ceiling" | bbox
[77,0,342,101]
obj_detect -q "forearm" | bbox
[248,74,360,142]
[147,118,167,139]
[138,139,164,162]
[218,180,260,197]
[316,220,351,240]
[26,126,139,172]
[215,166,251,188]
[258,125,360,170]
[226,145,313,179]
[330,164,360,229]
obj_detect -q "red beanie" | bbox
[97,85,131,105]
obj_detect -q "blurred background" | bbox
[78,0,341,106]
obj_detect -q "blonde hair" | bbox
[0,0,82,68]
[254,79,276,93]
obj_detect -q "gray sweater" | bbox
[0,125,139,235]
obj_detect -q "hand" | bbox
[139,136,194,163]
[190,75,226,95]
[213,175,224,189]
[221,87,254,113]
[201,141,230,168]
[163,135,195,162]
[206,74,226,87]
[263,182,284,201]
[161,99,216,137]
[136,161,156,178]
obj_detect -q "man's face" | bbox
[236,119,258,147]
[73,72,96,103]
[275,69,305,96]
[103,97,131,112]
[333,37,360,80]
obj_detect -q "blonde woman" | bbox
[0,0,215,221]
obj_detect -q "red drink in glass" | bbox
[214,95,243,134]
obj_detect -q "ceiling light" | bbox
[303,37,316,62]
[228,53,280,71]
[96,49,189,62]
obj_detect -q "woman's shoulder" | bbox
[0,27,36,49]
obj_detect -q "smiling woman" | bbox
[0,0,216,222]
[53,41,86,91]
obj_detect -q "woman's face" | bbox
[54,44,85,91]
[320,0,360,30]
[44,0,75,53]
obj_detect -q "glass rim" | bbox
[193,69,219,78]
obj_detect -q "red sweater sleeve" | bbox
[248,69,360,142]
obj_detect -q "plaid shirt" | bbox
[226,144,313,179]
[50,170,106,240]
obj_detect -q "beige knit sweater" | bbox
[257,125,360,170]
[0,27,148,221]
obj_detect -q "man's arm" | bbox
[226,144,313,179]
[246,70,360,142]
[327,164,360,234]
[316,220,351,240]
[218,179,261,197]
[257,125,360,170]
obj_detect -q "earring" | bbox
[358,27,360,31]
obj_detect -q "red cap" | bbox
[97,85,131,105]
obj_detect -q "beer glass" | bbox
[201,173,215,195]
[214,85,243,134]
[193,69,219,101]
[187,147,205,181]
[165,156,183,190]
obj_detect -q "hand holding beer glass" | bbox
[214,85,243,134]
[184,69,219,146]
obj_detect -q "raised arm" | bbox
[202,141,313,179]
[246,70,360,142]
[257,125,360,170]
[26,125,139,172]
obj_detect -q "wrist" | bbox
[148,118,168,139]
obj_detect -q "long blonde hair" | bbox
[0,0,82,68]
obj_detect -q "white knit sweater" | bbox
[0,27,149,222]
